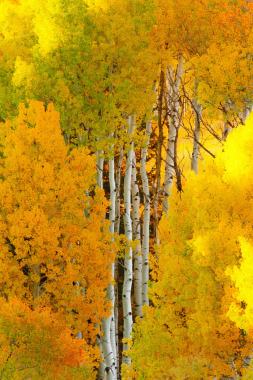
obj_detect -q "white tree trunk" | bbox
[122,115,135,365]
[101,315,116,380]
[131,151,142,318]
[163,55,184,214]
[96,150,104,189]
[191,100,202,174]
[109,157,117,378]
[115,149,123,234]
[101,155,117,380]
[96,150,107,380]
[114,149,122,377]
[140,121,151,306]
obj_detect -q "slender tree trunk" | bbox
[32,264,41,300]
[141,121,151,307]
[101,315,116,380]
[114,149,123,379]
[191,99,202,174]
[222,101,233,141]
[101,154,117,380]
[222,121,232,141]
[109,157,117,378]
[115,149,123,235]
[154,69,165,241]
[96,150,104,189]
[122,115,135,365]
[131,151,142,318]
[96,150,106,380]
[163,55,184,214]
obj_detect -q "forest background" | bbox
[0,0,253,379]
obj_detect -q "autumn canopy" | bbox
[0,1,253,379]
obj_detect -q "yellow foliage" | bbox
[0,0,64,57]
[222,112,253,187]
[130,114,253,379]
[12,56,35,88]
[227,238,253,332]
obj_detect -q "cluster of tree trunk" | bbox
[95,53,251,378]
[95,57,208,379]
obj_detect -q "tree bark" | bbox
[96,150,106,380]
[115,149,123,235]
[163,55,184,214]
[153,69,165,241]
[114,148,123,378]
[96,150,104,189]
[108,156,117,379]
[100,155,117,380]
[141,121,151,307]
[122,115,135,365]
[131,151,142,318]
[191,99,202,174]
[222,121,232,141]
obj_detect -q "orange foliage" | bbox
[0,101,115,377]
[0,298,93,379]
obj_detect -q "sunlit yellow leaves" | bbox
[31,0,64,56]
[0,0,64,56]
[221,112,253,187]
[12,56,35,88]
[130,111,253,379]
[227,238,253,331]
[0,0,32,42]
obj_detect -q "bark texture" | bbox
[131,151,142,318]
[191,99,202,174]
[163,55,184,214]
[122,115,135,365]
[141,121,151,307]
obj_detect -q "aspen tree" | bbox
[131,151,142,318]
[140,121,152,307]
[97,148,117,380]
[108,154,117,379]
[153,69,165,240]
[115,150,123,235]
[114,148,123,377]
[96,151,104,190]
[163,55,184,213]
[191,98,202,174]
[122,115,135,365]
